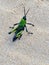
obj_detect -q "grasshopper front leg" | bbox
[14,23,19,26]
[9,23,19,29]
[9,27,14,29]
[26,26,33,34]
[27,23,34,26]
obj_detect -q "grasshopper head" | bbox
[23,16,26,20]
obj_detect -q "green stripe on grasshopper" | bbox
[15,30,23,39]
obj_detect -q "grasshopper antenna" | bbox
[25,8,30,16]
[21,4,26,16]
[23,6,25,16]
[22,3,30,16]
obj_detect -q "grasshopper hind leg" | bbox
[18,34,22,40]
[8,32,12,34]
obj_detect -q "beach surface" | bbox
[0,0,49,65]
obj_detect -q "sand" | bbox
[0,0,49,65]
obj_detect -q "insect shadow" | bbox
[8,7,34,42]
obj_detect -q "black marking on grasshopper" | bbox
[8,7,34,42]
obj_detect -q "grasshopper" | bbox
[8,7,34,41]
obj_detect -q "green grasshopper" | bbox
[8,7,34,41]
